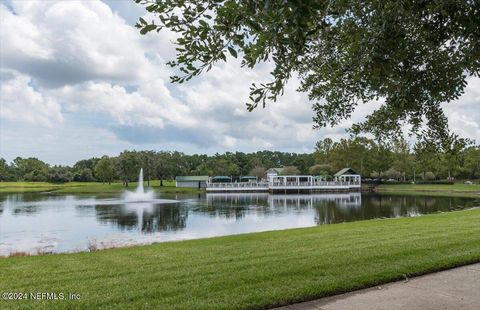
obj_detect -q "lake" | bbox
[0,192,478,256]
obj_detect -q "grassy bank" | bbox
[0,180,204,195]
[1,208,479,309]
[372,183,480,198]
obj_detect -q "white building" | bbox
[333,168,361,183]
[175,176,209,188]
[266,167,284,180]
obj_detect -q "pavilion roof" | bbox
[334,168,360,177]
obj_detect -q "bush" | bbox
[384,168,401,180]
[48,166,72,183]
[309,164,332,175]
[423,171,436,180]
[73,168,95,182]
[281,166,300,175]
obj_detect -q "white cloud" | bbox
[51,79,197,129]
[0,4,53,61]
[0,70,63,127]
[443,77,480,141]
[0,0,171,87]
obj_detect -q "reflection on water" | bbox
[0,192,477,255]
[94,203,188,232]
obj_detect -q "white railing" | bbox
[206,181,360,189]
[206,182,269,189]
[269,181,360,187]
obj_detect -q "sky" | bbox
[0,0,479,165]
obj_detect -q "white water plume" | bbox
[123,168,156,202]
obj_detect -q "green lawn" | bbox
[372,183,480,198]
[1,208,479,309]
[0,180,204,194]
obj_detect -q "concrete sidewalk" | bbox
[275,263,480,310]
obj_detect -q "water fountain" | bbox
[123,168,156,202]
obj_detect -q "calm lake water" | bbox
[0,192,478,255]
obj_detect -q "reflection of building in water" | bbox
[205,193,362,221]
[205,193,361,207]
[267,193,361,210]
[199,193,270,220]
[205,193,269,206]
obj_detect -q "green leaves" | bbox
[227,46,237,58]
[134,0,480,142]
[140,24,157,35]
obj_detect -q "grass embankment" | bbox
[1,208,480,309]
[372,183,480,198]
[0,180,203,195]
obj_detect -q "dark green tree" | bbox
[73,168,95,182]
[138,151,157,186]
[439,133,471,180]
[94,156,116,184]
[47,166,73,183]
[155,151,177,186]
[391,138,412,182]
[413,139,440,181]
[464,146,480,179]
[73,158,99,180]
[0,158,15,181]
[12,157,49,181]
[117,151,140,187]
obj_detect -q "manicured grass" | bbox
[1,208,479,309]
[377,183,480,191]
[0,182,65,193]
[0,180,204,194]
[373,183,480,198]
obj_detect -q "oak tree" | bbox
[136,0,480,140]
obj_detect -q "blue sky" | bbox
[0,0,479,165]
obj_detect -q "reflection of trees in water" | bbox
[95,204,138,229]
[141,204,187,232]
[269,194,361,213]
[11,205,41,215]
[314,194,475,225]
[0,193,47,215]
[193,204,248,220]
[94,204,188,233]
[2,194,97,216]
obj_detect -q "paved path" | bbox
[275,263,480,310]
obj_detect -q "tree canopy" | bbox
[136,0,480,140]
[1,140,480,183]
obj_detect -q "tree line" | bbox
[1,136,478,185]
[313,136,480,182]
[0,151,314,186]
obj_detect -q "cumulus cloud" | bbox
[0,0,170,87]
[0,70,63,127]
[54,82,167,128]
